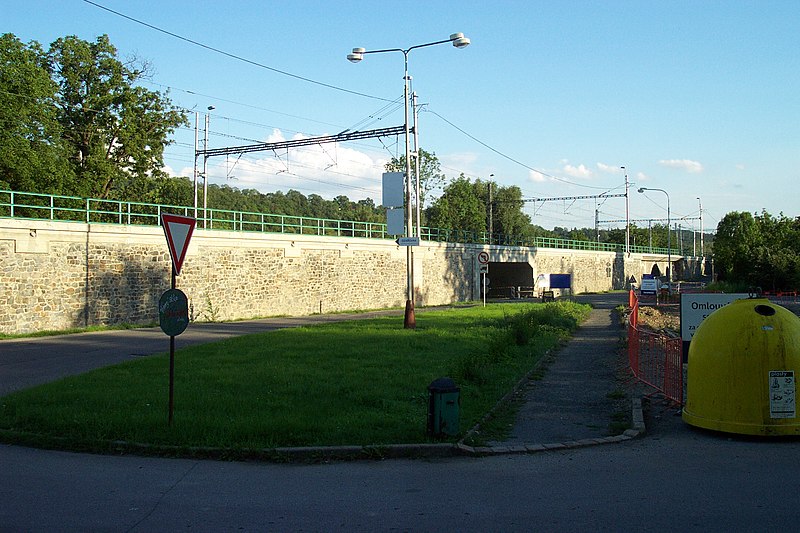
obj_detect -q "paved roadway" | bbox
[3,410,800,531]
[3,301,800,531]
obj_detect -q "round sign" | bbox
[159,288,189,337]
[478,251,490,264]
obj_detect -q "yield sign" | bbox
[161,214,196,275]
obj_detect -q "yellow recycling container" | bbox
[683,298,800,436]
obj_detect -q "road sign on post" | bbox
[159,288,189,337]
[159,213,195,426]
[161,214,196,276]
[396,237,420,246]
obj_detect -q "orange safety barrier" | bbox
[627,290,684,405]
[763,290,799,305]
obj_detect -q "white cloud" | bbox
[563,163,593,179]
[266,129,286,143]
[636,171,649,182]
[529,169,548,182]
[736,163,746,170]
[174,128,391,201]
[596,162,623,174]
[658,159,704,173]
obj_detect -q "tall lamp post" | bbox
[348,33,470,328]
[697,196,703,257]
[638,187,671,292]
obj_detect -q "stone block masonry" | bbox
[0,219,674,335]
[0,219,476,334]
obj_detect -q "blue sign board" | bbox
[549,274,571,289]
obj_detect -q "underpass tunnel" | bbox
[485,261,534,298]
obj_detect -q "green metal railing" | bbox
[0,189,679,255]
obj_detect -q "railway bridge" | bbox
[0,191,703,334]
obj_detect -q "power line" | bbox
[522,193,626,203]
[82,0,392,102]
[425,108,613,191]
[144,81,347,130]
[42,5,647,212]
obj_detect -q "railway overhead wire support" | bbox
[195,125,408,159]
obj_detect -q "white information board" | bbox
[640,277,658,295]
[680,293,750,342]
[769,371,796,419]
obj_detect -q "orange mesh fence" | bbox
[627,290,684,405]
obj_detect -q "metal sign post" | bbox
[478,252,489,307]
[159,214,196,425]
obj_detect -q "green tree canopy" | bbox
[713,210,800,290]
[47,35,188,198]
[426,174,485,234]
[0,33,72,193]
[485,181,534,242]
[384,148,445,214]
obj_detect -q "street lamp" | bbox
[638,187,671,292]
[348,33,470,328]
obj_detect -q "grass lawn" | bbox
[0,301,590,455]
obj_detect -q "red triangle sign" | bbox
[161,214,196,275]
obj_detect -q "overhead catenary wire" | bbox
[57,5,661,225]
[425,108,613,191]
[82,0,392,103]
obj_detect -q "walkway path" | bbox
[501,293,629,445]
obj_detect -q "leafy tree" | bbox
[155,175,193,207]
[750,212,800,290]
[625,224,650,249]
[354,198,383,223]
[426,174,485,234]
[46,35,187,198]
[569,228,593,241]
[0,34,72,193]
[483,181,534,243]
[384,148,445,214]
[714,211,763,286]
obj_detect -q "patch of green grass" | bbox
[607,388,627,400]
[609,410,630,435]
[0,302,590,453]
[0,322,155,340]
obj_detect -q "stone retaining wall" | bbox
[0,219,687,334]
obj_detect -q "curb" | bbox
[0,396,645,462]
[455,396,646,457]
[271,395,647,461]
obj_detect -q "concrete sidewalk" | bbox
[470,292,644,454]
[510,293,631,442]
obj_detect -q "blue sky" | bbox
[7,0,799,232]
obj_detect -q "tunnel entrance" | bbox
[485,262,535,298]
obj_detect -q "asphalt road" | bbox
[3,408,800,532]
[3,298,800,531]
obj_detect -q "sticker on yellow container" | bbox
[769,371,796,419]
